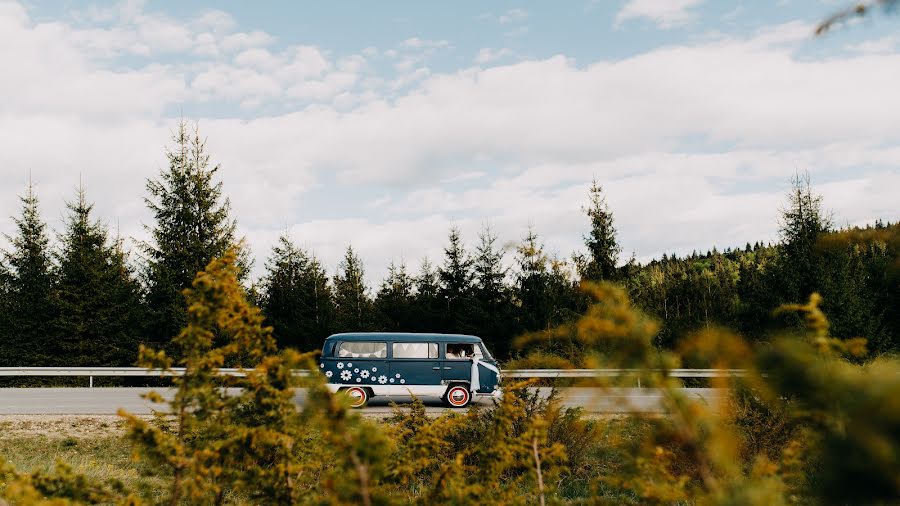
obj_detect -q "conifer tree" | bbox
[259,235,334,351]
[374,261,415,331]
[333,245,374,332]
[438,227,476,333]
[578,179,621,282]
[1,182,54,365]
[778,171,833,302]
[410,258,442,332]
[516,227,552,332]
[52,186,144,366]
[143,121,242,352]
[472,225,517,356]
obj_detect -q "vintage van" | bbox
[319,332,501,408]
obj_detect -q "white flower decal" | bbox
[337,362,344,369]
[325,371,333,378]
[356,378,362,382]
[371,367,377,372]
[319,363,324,368]
[400,379,406,384]
[371,376,377,382]
[360,370,370,379]
[378,375,388,384]
[395,374,401,378]
[389,378,395,383]
[340,370,352,381]
[347,362,353,368]
[353,368,359,373]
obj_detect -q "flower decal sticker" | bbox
[337,362,344,369]
[360,370,370,379]
[400,379,406,384]
[347,362,353,368]
[354,368,359,373]
[389,378,395,383]
[319,363,324,368]
[356,378,362,382]
[340,370,352,381]
[325,371,333,378]
[371,367,377,372]
[395,374,401,378]
[378,375,388,384]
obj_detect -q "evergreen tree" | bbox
[578,179,621,282]
[52,186,145,366]
[374,261,415,331]
[143,121,242,352]
[333,245,374,332]
[777,171,833,305]
[259,235,334,351]
[410,258,442,332]
[1,182,55,365]
[516,227,551,332]
[471,225,517,356]
[438,227,476,333]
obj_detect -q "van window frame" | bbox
[334,340,388,359]
[443,342,486,360]
[389,342,439,360]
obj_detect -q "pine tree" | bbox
[143,121,243,352]
[374,261,415,331]
[516,227,551,332]
[259,235,334,351]
[471,225,517,357]
[578,179,621,282]
[1,182,55,365]
[333,245,373,332]
[438,227,476,333]
[410,258,441,333]
[778,171,833,304]
[52,186,144,366]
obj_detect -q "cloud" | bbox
[475,48,514,64]
[1,1,898,287]
[616,0,705,29]
[499,8,528,24]
[846,35,899,54]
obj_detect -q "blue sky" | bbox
[1,0,898,284]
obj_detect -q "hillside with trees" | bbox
[0,122,896,367]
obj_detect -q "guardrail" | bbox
[0,367,746,388]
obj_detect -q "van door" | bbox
[442,342,498,393]
[388,342,441,388]
[332,341,387,388]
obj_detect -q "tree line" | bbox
[0,121,896,366]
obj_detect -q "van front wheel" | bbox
[341,386,369,408]
[443,385,471,408]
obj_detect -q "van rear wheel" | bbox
[443,385,471,408]
[340,386,369,408]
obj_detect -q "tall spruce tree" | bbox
[259,235,334,351]
[52,186,144,366]
[143,121,242,352]
[374,261,415,331]
[410,258,441,332]
[333,245,374,332]
[516,227,551,332]
[778,171,833,302]
[471,225,516,356]
[578,179,621,282]
[438,227,476,333]
[1,182,55,365]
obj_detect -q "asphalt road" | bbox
[0,387,723,416]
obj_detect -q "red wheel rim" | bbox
[447,387,469,407]
[347,387,367,408]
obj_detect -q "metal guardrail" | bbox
[0,367,746,388]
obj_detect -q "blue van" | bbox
[319,332,501,408]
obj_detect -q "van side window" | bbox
[392,342,438,359]
[337,341,387,358]
[445,343,483,360]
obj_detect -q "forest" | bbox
[0,122,896,367]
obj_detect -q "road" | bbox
[0,387,723,416]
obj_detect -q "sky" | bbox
[1,0,898,285]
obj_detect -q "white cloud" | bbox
[400,37,449,49]
[846,35,899,54]
[1,1,898,287]
[499,8,528,24]
[475,48,514,64]
[616,0,705,29]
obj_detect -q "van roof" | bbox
[325,332,482,343]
